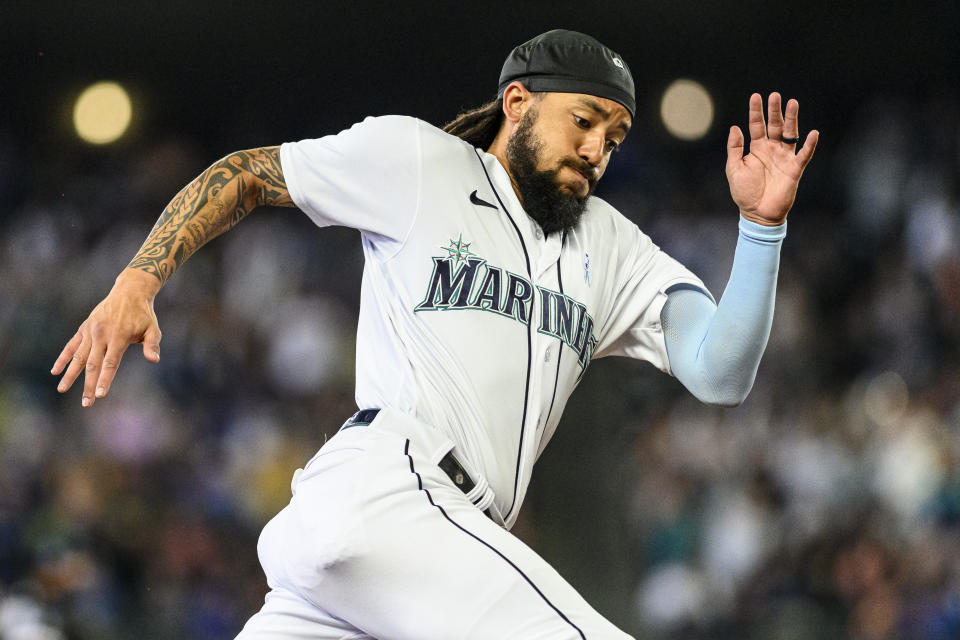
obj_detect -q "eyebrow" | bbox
[576,98,632,135]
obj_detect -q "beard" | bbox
[505,108,597,236]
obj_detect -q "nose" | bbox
[578,132,604,167]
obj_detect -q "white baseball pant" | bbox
[235,408,633,640]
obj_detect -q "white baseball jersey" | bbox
[279,115,707,530]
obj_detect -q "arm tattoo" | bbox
[128,146,293,284]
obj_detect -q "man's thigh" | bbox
[245,426,632,640]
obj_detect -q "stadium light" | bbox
[73,81,132,145]
[660,79,713,141]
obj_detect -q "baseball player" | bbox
[52,30,817,640]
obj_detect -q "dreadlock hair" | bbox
[442,98,504,151]
[442,92,546,151]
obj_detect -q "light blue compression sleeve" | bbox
[661,216,786,406]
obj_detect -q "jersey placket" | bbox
[531,230,565,443]
[516,217,567,502]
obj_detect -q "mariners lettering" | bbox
[416,257,597,369]
[416,257,484,308]
[537,287,598,368]
[473,266,503,312]
[503,274,533,324]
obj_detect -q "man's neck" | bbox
[486,129,523,205]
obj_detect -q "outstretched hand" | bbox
[726,93,819,226]
[51,269,163,407]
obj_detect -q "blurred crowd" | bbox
[1,93,958,639]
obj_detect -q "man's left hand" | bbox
[726,92,819,226]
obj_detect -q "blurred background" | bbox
[2,1,959,638]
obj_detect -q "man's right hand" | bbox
[52,268,163,408]
[52,146,291,407]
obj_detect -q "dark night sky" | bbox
[5,1,958,142]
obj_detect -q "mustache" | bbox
[558,158,598,189]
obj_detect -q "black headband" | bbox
[497,30,636,118]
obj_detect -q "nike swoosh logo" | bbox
[469,190,497,210]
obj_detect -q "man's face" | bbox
[506,92,632,235]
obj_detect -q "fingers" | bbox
[767,93,785,142]
[81,338,109,407]
[52,331,83,376]
[747,93,766,141]
[797,129,820,170]
[93,341,131,401]
[85,322,161,405]
[53,319,162,407]
[782,97,799,143]
[72,323,159,406]
[725,125,745,177]
[746,93,811,156]
[56,331,92,396]
[142,325,162,363]
[778,97,816,166]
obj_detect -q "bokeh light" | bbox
[73,81,132,144]
[660,79,714,141]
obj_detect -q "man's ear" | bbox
[501,81,532,124]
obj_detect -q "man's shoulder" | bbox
[581,196,640,234]
[579,196,659,253]
[583,195,618,218]
[412,117,479,153]
[299,115,469,170]
[353,115,469,144]
[351,115,477,160]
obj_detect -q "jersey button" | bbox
[534,228,543,240]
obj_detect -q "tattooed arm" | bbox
[52,147,293,407]
[127,146,292,284]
